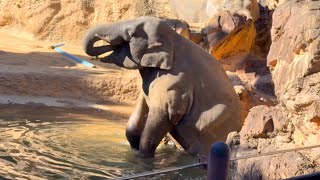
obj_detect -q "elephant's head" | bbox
[83,17,175,70]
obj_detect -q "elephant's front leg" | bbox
[126,92,149,150]
[139,108,173,157]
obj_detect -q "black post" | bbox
[207,141,231,180]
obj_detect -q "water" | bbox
[0,105,206,179]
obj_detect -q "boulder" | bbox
[202,0,259,71]
[203,12,256,71]
[239,105,286,139]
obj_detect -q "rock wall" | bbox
[229,0,320,178]
[267,0,320,144]
[0,0,170,45]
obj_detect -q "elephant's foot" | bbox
[139,145,156,158]
[126,127,141,150]
[137,108,174,158]
[170,128,204,155]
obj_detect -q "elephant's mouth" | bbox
[89,33,138,69]
[93,34,125,59]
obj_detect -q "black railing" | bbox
[114,142,320,180]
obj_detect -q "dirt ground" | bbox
[0,29,112,67]
[0,29,140,108]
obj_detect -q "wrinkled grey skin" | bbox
[83,17,241,157]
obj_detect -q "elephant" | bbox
[83,16,241,157]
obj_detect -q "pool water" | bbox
[0,105,206,179]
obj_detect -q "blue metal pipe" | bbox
[51,43,65,48]
[53,47,96,68]
[207,141,231,180]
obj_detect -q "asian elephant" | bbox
[83,17,241,157]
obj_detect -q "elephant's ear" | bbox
[128,19,174,70]
[140,38,174,70]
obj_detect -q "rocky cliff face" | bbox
[267,0,320,112]
[267,0,320,160]
[229,0,320,178]
[0,0,170,44]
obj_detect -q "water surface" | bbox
[0,105,206,179]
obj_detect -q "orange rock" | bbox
[202,11,257,71]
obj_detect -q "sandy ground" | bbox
[0,30,140,108]
[0,29,119,68]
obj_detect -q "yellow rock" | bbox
[210,19,256,61]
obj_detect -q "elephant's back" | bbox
[185,42,238,110]
[174,38,241,155]
[176,35,240,123]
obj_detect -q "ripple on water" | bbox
[0,106,206,179]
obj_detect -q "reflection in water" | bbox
[0,105,206,179]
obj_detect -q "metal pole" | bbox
[113,162,206,180]
[283,172,320,180]
[50,43,96,68]
[207,141,231,180]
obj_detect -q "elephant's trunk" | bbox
[82,24,126,56]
